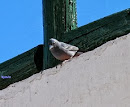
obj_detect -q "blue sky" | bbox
[0,0,129,63]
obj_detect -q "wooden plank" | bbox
[0,45,43,90]
[62,9,130,52]
[43,0,77,69]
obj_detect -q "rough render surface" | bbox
[0,33,130,107]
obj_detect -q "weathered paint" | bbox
[63,9,130,52]
[43,0,77,69]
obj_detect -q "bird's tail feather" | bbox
[74,51,83,57]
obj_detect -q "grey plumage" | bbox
[49,38,82,61]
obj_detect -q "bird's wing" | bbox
[60,42,79,51]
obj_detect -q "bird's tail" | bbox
[74,51,84,57]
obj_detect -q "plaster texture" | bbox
[0,33,130,107]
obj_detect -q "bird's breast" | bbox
[50,47,75,61]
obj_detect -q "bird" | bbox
[49,38,83,61]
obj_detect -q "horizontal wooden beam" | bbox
[63,8,130,52]
[0,45,43,90]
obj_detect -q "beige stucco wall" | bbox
[0,33,130,107]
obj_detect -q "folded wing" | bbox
[60,42,79,51]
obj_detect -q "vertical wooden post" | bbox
[43,0,77,69]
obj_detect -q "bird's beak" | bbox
[49,45,54,50]
[49,40,53,50]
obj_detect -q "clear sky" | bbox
[0,0,129,63]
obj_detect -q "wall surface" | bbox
[0,33,130,107]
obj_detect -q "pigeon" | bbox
[49,38,83,61]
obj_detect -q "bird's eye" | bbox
[52,42,55,45]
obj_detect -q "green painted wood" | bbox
[62,8,130,52]
[43,0,77,69]
[0,45,43,90]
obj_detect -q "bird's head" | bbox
[49,38,59,50]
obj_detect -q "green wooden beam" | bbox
[43,0,77,69]
[62,8,130,52]
[0,45,43,90]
